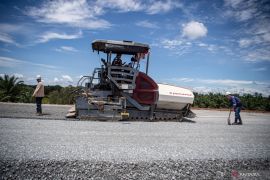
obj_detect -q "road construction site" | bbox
[0,103,269,179]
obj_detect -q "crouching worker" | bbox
[226,92,243,125]
[32,75,44,116]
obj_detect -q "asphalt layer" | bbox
[0,103,270,179]
[0,102,71,120]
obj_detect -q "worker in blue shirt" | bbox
[226,92,243,125]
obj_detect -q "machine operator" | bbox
[112,54,123,66]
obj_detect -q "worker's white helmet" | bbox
[36,75,41,80]
[225,92,231,96]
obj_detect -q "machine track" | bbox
[124,108,184,121]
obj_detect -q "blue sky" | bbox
[0,0,269,96]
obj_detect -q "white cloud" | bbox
[0,56,57,69]
[261,31,270,42]
[224,0,270,64]
[0,56,24,68]
[171,78,195,82]
[160,39,229,56]
[198,43,207,47]
[172,77,256,86]
[206,44,217,52]
[245,48,270,62]
[0,23,39,37]
[236,8,256,21]
[199,79,254,86]
[146,0,182,14]
[0,48,12,53]
[135,20,158,29]
[55,46,78,53]
[0,73,23,81]
[62,75,73,83]
[193,86,270,97]
[193,86,217,94]
[38,31,82,43]
[26,0,111,29]
[52,76,72,85]
[238,38,252,48]
[158,38,192,56]
[96,0,143,12]
[80,19,112,29]
[95,0,181,14]
[224,0,270,43]
[51,75,85,86]
[54,77,59,82]
[75,75,84,79]
[248,21,270,44]
[25,0,183,28]
[170,77,270,96]
[224,0,244,8]
[182,21,207,40]
[196,42,232,54]
[0,32,19,46]
[0,23,46,47]
[13,73,24,78]
[161,39,183,49]
[252,67,267,72]
[224,0,257,22]
[0,23,23,33]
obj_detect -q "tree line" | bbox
[1,75,270,111]
[0,75,77,105]
[192,92,270,111]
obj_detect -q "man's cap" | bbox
[225,92,231,95]
[36,75,41,79]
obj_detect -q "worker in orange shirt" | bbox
[32,75,44,115]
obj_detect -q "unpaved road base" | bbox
[0,103,269,179]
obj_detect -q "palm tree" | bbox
[0,74,24,102]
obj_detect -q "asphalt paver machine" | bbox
[72,40,195,121]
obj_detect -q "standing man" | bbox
[32,75,44,115]
[226,92,243,125]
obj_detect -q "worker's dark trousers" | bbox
[235,107,242,123]
[36,97,43,113]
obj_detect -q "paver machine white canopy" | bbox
[74,40,195,120]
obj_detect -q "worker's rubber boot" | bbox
[232,118,238,125]
[238,117,243,125]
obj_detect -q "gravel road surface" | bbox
[0,102,71,120]
[0,103,269,179]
